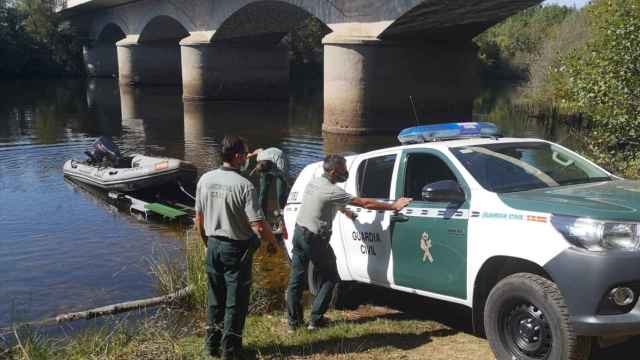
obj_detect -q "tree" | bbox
[551,0,640,175]
[0,0,82,78]
[475,5,575,80]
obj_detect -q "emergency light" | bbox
[398,122,500,144]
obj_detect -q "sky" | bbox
[543,0,589,7]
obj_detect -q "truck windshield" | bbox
[450,142,611,193]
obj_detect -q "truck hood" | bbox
[498,180,640,221]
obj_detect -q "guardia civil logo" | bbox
[420,232,433,263]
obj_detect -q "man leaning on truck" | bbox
[286,154,412,331]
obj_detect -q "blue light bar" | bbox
[398,122,499,144]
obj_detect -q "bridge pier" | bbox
[83,42,118,77]
[116,36,183,86]
[322,35,480,134]
[181,38,289,101]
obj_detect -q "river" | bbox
[0,78,579,328]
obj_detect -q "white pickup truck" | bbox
[283,123,640,360]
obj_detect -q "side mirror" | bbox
[421,180,465,203]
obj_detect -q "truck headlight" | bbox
[551,215,640,252]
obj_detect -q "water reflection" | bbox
[119,85,185,160]
[84,78,122,137]
[323,133,396,156]
[474,84,578,147]
[0,80,88,145]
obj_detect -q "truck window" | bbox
[450,142,611,193]
[403,153,458,200]
[356,154,396,198]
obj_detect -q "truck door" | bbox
[341,152,399,285]
[391,150,469,299]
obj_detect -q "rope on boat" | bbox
[177,180,196,201]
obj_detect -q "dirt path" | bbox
[280,304,640,360]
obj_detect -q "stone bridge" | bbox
[59,0,541,134]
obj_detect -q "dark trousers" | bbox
[286,225,340,326]
[206,236,256,357]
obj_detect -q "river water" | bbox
[0,78,578,328]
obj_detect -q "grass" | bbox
[6,226,640,359]
[2,306,494,360]
[148,227,287,315]
[3,309,199,360]
[6,304,640,360]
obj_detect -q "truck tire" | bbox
[484,273,591,360]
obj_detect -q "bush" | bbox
[153,227,286,315]
[0,0,83,78]
[523,9,590,103]
[551,0,640,176]
[475,4,575,80]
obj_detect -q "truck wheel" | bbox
[484,273,591,360]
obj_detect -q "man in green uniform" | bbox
[248,147,289,236]
[196,136,277,359]
[253,147,288,213]
[286,154,412,331]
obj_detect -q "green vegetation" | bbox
[4,306,494,360]
[548,0,640,176]
[475,4,576,80]
[480,1,640,177]
[5,311,199,360]
[0,0,83,78]
[285,17,330,81]
[149,227,287,315]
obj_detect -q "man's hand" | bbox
[392,197,412,211]
[251,220,278,254]
[248,148,264,158]
[195,212,208,249]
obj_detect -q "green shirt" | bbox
[295,175,353,235]
[196,167,264,241]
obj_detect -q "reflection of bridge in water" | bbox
[86,78,395,177]
[61,0,542,134]
[84,78,577,179]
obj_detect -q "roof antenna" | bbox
[409,96,419,126]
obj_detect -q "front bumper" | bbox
[545,248,640,337]
[571,308,640,337]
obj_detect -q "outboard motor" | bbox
[86,136,121,166]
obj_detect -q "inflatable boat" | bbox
[63,137,196,192]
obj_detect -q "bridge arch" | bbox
[117,15,189,86]
[379,0,542,41]
[181,1,332,100]
[97,23,126,43]
[139,15,190,44]
[84,23,126,77]
[211,0,329,44]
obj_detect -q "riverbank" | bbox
[5,303,640,359]
[4,221,640,359]
[1,305,493,360]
